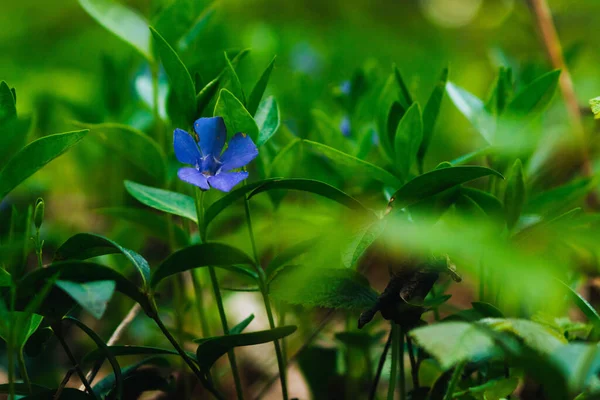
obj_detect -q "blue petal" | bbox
[174,129,201,166]
[208,171,248,192]
[194,117,226,157]
[177,167,209,190]
[219,133,259,172]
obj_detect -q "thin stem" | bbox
[191,270,211,338]
[388,323,399,400]
[84,304,141,387]
[54,327,99,400]
[399,329,405,400]
[17,351,31,394]
[406,335,419,390]
[527,0,595,206]
[242,188,288,400]
[443,361,466,400]
[195,188,244,400]
[369,329,393,400]
[53,367,75,400]
[35,230,43,269]
[8,288,15,400]
[152,314,224,400]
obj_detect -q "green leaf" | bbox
[0,130,88,200]
[230,314,255,335]
[214,89,259,142]
[394,65,413,107]
[75,122,166,181]
[410,322,498,370]
[153,0,207,47]
[266,237,321,281]
[195,326,297,370]
[150,27,196,124]
[96,207,188,247]
[481,318,567,354]
[78,0,152,60]
[460,187,505,226]
[471,302,504,318]
[507,70,560,116]
[203,178,282,229]
[255,96,280,147]
[446,82,495,143]
[56,280,116,319]
[394,102,423,180]
[54,232,151,289]
[247,178,375,217]
[504,159,525,230]
[525,178,594,217]
[196,76,220,115]
[151,243,256,289]
[269,266,378,310]
[0,81,16,123]
[221,52,246,105]
[419,68,448,170]
[556,279,600,338]
[0,268,11,287]
[388,166,503,210]
[18,261,149,314]
[342,219,386,269]
[83,345,180,363]
[124,180,197,223]
[247,56,276,116]
[0,313,43,348]
[93,356,169,398]
[551,343,600,392]
[303,140,401,188]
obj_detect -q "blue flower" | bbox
[340,115,351,137]
[174,117,258,192]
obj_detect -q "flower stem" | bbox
[17,351,31,394]
[406,335,419,389]
[398,329,405,400]
[195,188,244,400]
[242,188,289,400]
[369,329,392,400]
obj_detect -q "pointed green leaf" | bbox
[18,261,149,314]
[214,89,259,142]
[0,313,43,349]
[196,76,220,115]
[221,52,246,105]
[419,67,448,169]
[255,96,280,147]
[54,232,151,288]
[230,314,255,335]
[78,0,152,60]
[525,178,594,217]
[0,268,11,287]
[124,180,197,223]
[56,280,116,319]
[0,130,88,200]
[394,65,413,107]
[83,346,180,363]
[446,82,495,143]
[96,207,188,247]
[556,279,600,338]
[0,81,16,123]
[195,326,296,370]
[507,70,560,116]
[151,243,256,289]
[269,266,378,310]
[504,159,526,230]
[247,56,276,116]
[150,26,196,123]
[203,178,282,230]
[247,178,375,217]
[342,219,386,269]
[266,237,321,281]
[394,102,423,180]
[153,0,207,47]
[75,122,166,181]
[303,140,401,188]
[389,166,503,210]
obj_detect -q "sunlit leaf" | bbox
[247,56,276,116]
[78,0,152,60]
[419,67,448,170]
[124,180,197,223]
[255,96,280,147]
[214,88,259,142]
[446,82,495,143]
[394,102,423,181]
[0,130,88,200]
[56,280,116,319]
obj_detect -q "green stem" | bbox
[152,314,224,400]
[406,335,419,389]
[399,329,405,400]
[54,327,99,400]
[242,188,289,400]
[8,288,15,400]
[150,60,164,149]
[35,230,43,269]
[191,270,211,338]
[195,188,244,400]
[388,323,400,400]
[17,350,31,394]
[443,361,466,400]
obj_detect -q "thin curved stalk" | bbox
[369,329,393,400]
[387,323,400,400]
